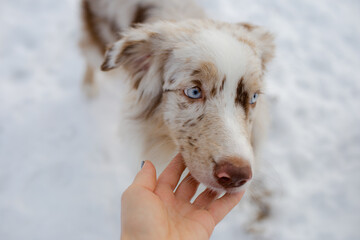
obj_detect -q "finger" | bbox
[174,173,200,201]
[207,191,245,224]
[157,153,186,191]
[192,188,219,208]
[132,161,157,191]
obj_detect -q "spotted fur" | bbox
[235,77,250,117]
[80,0,275,195]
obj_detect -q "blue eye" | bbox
[250,93,259,104]
[184,87,202,99]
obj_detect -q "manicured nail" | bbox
[141,161,145,169]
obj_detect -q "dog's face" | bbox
[102,20,274,192]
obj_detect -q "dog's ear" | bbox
[236,23,275,71]
[101,31,154,72]
[101,29,171,119]
[101,28,168,86]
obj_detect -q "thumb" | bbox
[132,161,157,191]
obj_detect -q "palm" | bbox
[121,155,244,240]
[155,192,215,239]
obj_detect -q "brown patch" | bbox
[135,50,171,119]
[235,77,249,117]
[250,101,257,108]
[191,69,201,77]
[187,136,198,142]
[259,32,275,70]
[238,37,256,53]
[210,86,217,98]
[118,40,148,61]
[191,61,218,84]
[138,90,145,101]
[159,49,172,84]
[133,77,142,89]
[136,93,162,120]
[104,39,151,83]
[101,51,112,71]
[239,22,257,31]
[135,49,172,119]
[190,80,202,87]
[219,75,226,92]
[83,64,94,86]
[82,0,121,54]
[183,119,192,127]
[169,78,175,84]
[256,202,271,221]
[131,4,154,27]
[182,120,197,128]
[178,102,189,110]
[197,114,205,121]
[106,39,150,73]
[82,0,107,53]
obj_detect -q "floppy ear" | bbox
[101,29,171,119]
[101,31,152,71]
[237,23,275,71]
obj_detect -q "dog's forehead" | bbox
[170,29,261,86]
[195,29,252,77]
[164,29,261,90]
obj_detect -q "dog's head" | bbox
[101,20,274,192]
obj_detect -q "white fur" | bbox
[80,0,275,193]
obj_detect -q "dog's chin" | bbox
[189,172,250,194]
[206,184,248,194]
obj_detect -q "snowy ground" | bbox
[1,0,360,239]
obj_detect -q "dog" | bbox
[80,0,275,221]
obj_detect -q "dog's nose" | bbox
[214,159,252,189]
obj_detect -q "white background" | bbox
[1,0,359,239]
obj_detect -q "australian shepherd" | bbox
[80,0,275,223]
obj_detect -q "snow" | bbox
[1,0,359,239]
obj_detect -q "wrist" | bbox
[121,232,152,240]
[120,232,133,240]
[121,232,168,240]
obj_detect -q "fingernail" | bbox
[141,161,145,169]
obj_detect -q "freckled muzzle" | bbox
[213,158,252,189]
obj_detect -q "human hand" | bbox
[121,154,245,240]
